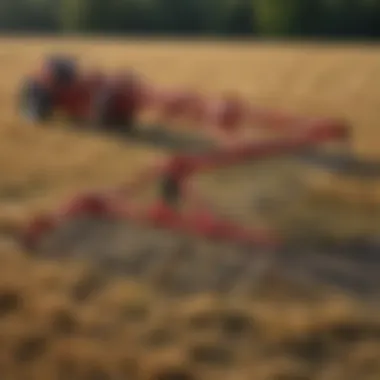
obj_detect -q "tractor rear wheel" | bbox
[91,89,135,134]
[18,79,53,123]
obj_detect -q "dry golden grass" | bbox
[0,248,379,380]
[0,37,380,379]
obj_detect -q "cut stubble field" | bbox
[0,38,380,380]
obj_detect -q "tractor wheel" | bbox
[18,79,53,123]
[91,89,135,134]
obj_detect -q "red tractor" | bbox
[20,56,345,147]
[18,55,147,132]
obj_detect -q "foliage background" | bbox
[0,0,379,39]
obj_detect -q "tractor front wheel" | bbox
[18,79,53,123]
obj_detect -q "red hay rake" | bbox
[22,106,348,250]
[17,56,380,297]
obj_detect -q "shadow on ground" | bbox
[27,217,380,302]
[66,121,216,154]
[65,120,380,178]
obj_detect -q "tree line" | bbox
[0,0,379,39]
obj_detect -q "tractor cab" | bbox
[40,55,79,88]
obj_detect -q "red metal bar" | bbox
[136,81,346,139]
[22,194,279,251]
[99,117,349,209]
[179,118,349,175]
[248,105,310,131]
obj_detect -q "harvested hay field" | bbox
[0,37,380,379]
[0,247,379,380]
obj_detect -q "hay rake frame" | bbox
[15,57,380,297]
[22,115,348,252]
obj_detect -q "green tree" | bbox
[59,0,87,32]
[153,0,205,34]
[252,0,322,36]
[225,0,256,35]
[83,0,115,32]
[321,0,380,37]
[113,0,160,33]
[0,0,57,31]
[0,0,380,38]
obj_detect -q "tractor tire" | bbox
[18,79,53,123]
[91,89,135,134]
